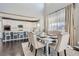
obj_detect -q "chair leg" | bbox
[49,47,50,54]
[30,44,33,52]
[28,42,30,47]
[64,49,66,56]
[44,46,46,54]
[57,52,59,56]
[30,44,32,50]
[35,49,37,56]
[31,45,33,52]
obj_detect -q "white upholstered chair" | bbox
[28,32,32,49]
[28,32,34,52]
[49,32,69,56]
[47,31,61,42]
[29,32,45,56]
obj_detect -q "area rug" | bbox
[22,42,79,56]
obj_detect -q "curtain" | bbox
[65,4,76,47]
[44,3,48,33]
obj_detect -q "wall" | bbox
[74,4,79,45]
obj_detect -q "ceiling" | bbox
[0,3,44,18]
[45,3,71,14]
[0,3,71,18]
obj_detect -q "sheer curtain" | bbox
[48,9,65,33]
[65,4,76,47]
[0,17,2,39]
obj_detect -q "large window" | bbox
[48,9,65,32]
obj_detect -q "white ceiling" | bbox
[45,3,71,14]
[0,3,44,18]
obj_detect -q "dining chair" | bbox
[47,31,61,54]
[29,32,45,56]
[28,32,33,52]
[49,32,69,56]
[47,31,61,42]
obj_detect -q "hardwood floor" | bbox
[0,40,27,56]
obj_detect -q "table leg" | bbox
[46,43,49,56]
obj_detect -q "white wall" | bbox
[74,4,79,45]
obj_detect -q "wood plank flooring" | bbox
[0,40,27,56]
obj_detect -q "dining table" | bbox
[37,33,58,56]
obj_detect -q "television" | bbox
[4,25,11,31]
[18,25,23,28]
